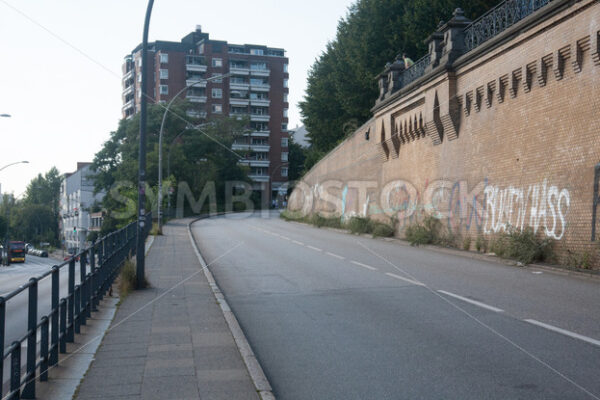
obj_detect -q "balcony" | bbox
[250,114,270,122]
[230,67,250,75]
[248,175,270,183]
[232,143,270,152]
[250,99,270,107]
[122,99,135,111]
[230,98,250,106]
[186,110,207,118]
[186,78,207,87]
[250,83,270,92]
[123,69,134,81]
[245,130,270,138]
[186,94,207,103]
[186,55,207,72]
[122,84,134,96]
[250,69,270,77]
[239,159,270,168]
[230,82,250,91]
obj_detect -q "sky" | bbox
[0,0,353,195]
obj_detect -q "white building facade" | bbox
[59,163,105,254]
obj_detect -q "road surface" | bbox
[192,212,600,400]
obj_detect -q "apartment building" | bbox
[59,163,105,254]
[122,26,290,199]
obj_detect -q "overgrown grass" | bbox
[118,259,149,298]
[489,227,554,264]
[405,216,442,246]
[150,222,162,236]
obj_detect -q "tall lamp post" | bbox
[0,160,30,265]
[157,74,229,233]
[137,0,155,289]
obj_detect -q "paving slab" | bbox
[74,220,260,400]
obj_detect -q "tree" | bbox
[92,102,251,230]
[300,0,499,158]
[287,138,307,182]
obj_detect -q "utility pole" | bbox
[136,0,154,289]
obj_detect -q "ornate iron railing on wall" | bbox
[400,54,432,87]
[0,213,151,400]
[464,0,553,52]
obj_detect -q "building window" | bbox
[159,69,169,79]
[283,93,288,102]
[138,74,142,83]
[212,58,223,68]
[250,49,264,56]
[160,53,168,64]
[284,64,288,73]
[281,138,288,148]
[281,167,288,177]
[212,104,222,114]
[282,123,288,131]
[211,73,223,83]
[211,88,222,99]
[160,85,168,95]
[283,79,288,88]
[281,152,288,162]
[283,109,288,118]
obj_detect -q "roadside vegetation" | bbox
[117,258,150,299]
[280,211,395,238]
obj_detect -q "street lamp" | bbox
[156,73,229,233]
[0,160,29,173]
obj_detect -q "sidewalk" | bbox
[74,220,260,400]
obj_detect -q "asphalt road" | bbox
[192,212,600,400]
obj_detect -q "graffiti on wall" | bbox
[289,178,572,241]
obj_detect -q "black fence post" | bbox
[40,316,49,382]
[22,278,38,399]
[50,266,59,366]
[10,341,21,400]
[0,296,5,397]
[74,285,81,335]
[59,299,67,353]
[90,243,98,312]
[67,258,75,342]
[80,254,87,325]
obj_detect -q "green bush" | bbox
[475,235,488,252]
[463,236,472,251]
[489,228,553,264]
[405,224,434,246]
[404,215,442,246]
[346,217,372,234]
[371,222,395,237]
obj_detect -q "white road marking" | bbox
[306,245,322,252]
[280,236,291,241]
[386,273,425,287]
[292,240,304,246]
[325,252,345,260]
[437,290,504,313]
[350,260,378,271]
[531,271,543,275]
[524,319,600,347]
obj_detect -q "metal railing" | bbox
[0,213,151,399]
[400,54,431,87]
[464,0,553,52]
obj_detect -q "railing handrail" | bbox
[1,212,152,399]
[463,0,553,52]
